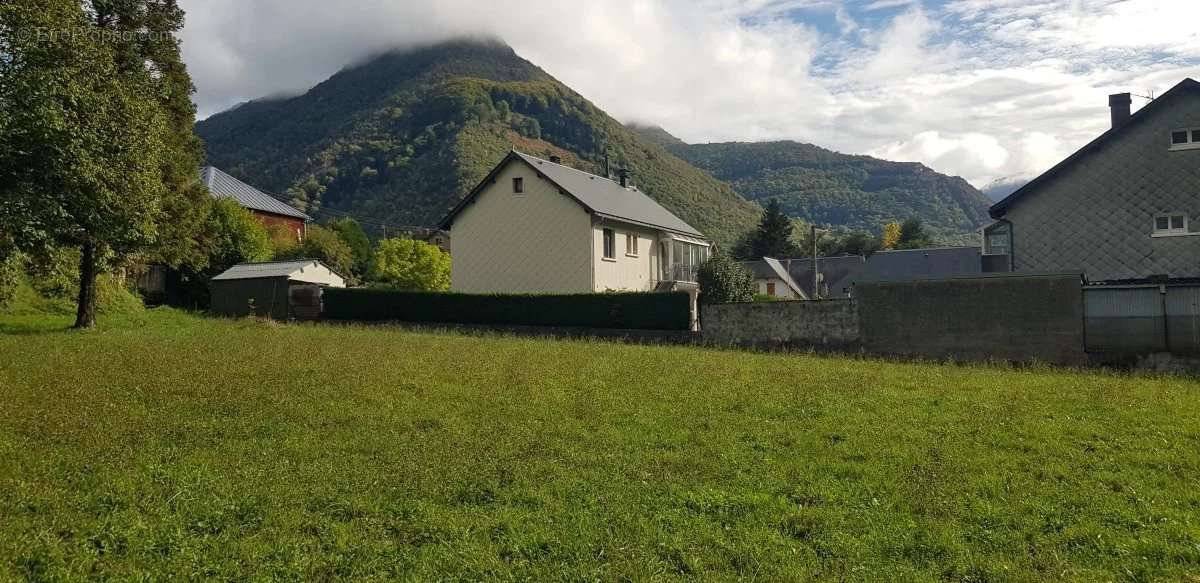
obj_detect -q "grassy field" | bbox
[2,310,1199,581]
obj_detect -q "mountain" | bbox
[195,40,761,246]
[630,126,993,240]
[982,176,1029,202]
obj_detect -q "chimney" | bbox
[548,155,561,164]
[1109,92,1132,128]
[617,168,630,188]
[604,153,611,178]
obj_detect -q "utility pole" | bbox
[811,225,821,300]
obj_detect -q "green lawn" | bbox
[2,310,1199,581]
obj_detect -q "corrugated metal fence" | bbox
[1084,285,1200,353]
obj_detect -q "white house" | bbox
[440,151,711,294]
[742,257,808,299]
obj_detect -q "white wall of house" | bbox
[450,161,593,293]
[755,278,797,299]
[289,263,346,287]
[591,220,661,292]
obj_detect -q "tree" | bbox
[746,199,798,259]
[89,0,211,271]
[369,238,451,291]
[897,218,935,250]
[881,222,902,250]
[326,218,372,276]
[697,252,755,305]
[833,231,882,257]
[0,0,172,328]
[275,225,355,280]
[206,199,272,271]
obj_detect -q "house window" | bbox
[1169,127,1200,150]
[625,233,639,256]
[983,223,1010,255]
[512,177,524,194]
[602,228,615,260]
[766,282,776,296]
[1154,213,1188,235]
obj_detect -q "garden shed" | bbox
[209,260,346,320]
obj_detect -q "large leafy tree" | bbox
[897,218,935,250]
[205,199,272,271]
[326,218,372,277]
[0,0,171,328]
[369,238,451,291]
[746,199,798,259]
[88,0,211,269]
[275,225,355,281]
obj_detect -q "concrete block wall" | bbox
[700,274,1088,365]
[855,274,1086,365]
[701,300,859,349]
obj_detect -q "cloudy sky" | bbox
[179,0,1200,190]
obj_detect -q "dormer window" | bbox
[1169,127,1200,151]
[512,177,524,194]
[1153,213,1188,236]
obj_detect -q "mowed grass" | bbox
[2,310,1199,581]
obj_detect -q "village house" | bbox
[742,257,808,299]
[201,166,312,243]
[985,78,1200,282]
[440,151,711,294]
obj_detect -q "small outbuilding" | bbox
[209,259,346,320]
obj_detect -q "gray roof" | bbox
[857,247,983,283]
[743,257,808,299]
[201,166,312,221]
[991,78,1200,218]
[211,260,334,281]
[784,255,867,299]
[442,151,705,237]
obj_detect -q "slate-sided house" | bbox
[985,78,1200,282]
[440,151,712,294]
[742,257,809,299]
[201,166,312,243]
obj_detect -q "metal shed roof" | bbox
[211,260,336,282]
[201,166,312,221]
[442,151,706,238]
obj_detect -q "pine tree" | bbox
[748,199,798,258]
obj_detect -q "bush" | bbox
[275,224,354,281]
[697,253,755,304]
[324,289,691,331]
[369,237,450,291]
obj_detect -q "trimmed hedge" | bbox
[323,288,692,331]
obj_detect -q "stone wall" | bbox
[700,300,859,350]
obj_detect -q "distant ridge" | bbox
[629,125,994,240]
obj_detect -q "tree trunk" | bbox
[74,242,99,329]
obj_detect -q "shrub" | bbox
[324,289,691,330]
[368,238,450,291]
[275,224,354,280]
[697,253,755,304]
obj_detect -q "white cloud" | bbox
[179,0,1200,188]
